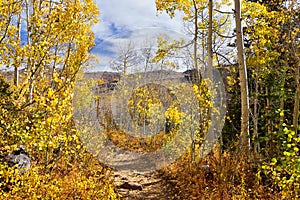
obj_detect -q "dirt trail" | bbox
[113,170,182,200]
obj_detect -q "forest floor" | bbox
[113,169,184,200]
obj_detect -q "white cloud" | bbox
[90,1,234,71]
[92,27,188,72]
[94,0,183,36]
[91,0,186,71]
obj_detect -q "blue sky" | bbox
[0,1,234,72]
[89,1,234,72]
[91,0,185,72]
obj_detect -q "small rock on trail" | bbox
[113,170,182,200]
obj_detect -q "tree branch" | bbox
[215,52,235,66]
[214,9,234,15]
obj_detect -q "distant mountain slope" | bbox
[84,69,192,84]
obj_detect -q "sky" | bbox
[0,0,185,72]
[0,1,234,72]
[91,0,186,72]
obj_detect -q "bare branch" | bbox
[214,9,234,15]
[215,31,236,39]
[215,52,235,66]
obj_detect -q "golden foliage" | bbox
[0,0,117,199]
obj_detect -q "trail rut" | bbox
[113,170,183,200]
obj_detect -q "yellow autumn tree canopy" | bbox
[0,0,117,199]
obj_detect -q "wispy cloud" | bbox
[90,1,185,71]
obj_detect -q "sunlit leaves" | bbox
[151,36,184,68]
[261,125,300,198]
[0,0,117,199]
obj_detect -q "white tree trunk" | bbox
[207,0,213,80]
[293,61,300,134]
[234,0,250,153]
